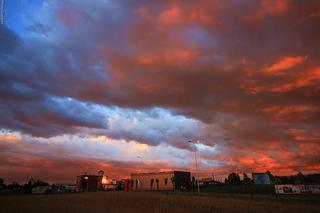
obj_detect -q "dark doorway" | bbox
[156,179,159,190]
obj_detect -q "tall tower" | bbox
[1,0,4,25]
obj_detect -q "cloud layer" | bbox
[1,0,320,182]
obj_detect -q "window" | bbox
[150,179,154,187]
[164,178,168,186]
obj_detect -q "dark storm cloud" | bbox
[0,26,21,53]
[0,93,108,137]
[1,0,320,174]
[26,22,51,37]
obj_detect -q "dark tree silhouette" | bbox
[266,171,275,183]
[225,173,241,185]
[296,171,306,184]
[242,173,253,184]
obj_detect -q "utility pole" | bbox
[188,140,200,196]
[1,0,4,25]
[137,156,143,190]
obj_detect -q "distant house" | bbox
[54,183,77,193]
[32,186,51,194]
[131,171,191,191]
[252,173,271,184]
[101,176,117,191]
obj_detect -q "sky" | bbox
[0,0,320,183]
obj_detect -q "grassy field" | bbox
[0,192,319,213]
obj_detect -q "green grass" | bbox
[0,191,319,213]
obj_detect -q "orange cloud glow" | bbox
[244,0,289,22]
[265,56,307,74]
[158,4,183,26]
[0,131,22,143]
[137,49,198,65]
[270,66,320,92]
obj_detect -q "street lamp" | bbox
[137,156,143,190]
[188,140,200,195]
[84,176,89,192]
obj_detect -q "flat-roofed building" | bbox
[131,171,191,191]
[252,173,271,184]
[76,174,101,192]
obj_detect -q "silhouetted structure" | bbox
[76,174,101,192]
[124,179,132,191]
[225,173,241,185]
[252,173,271,184]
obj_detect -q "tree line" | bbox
[0,178,49,194]
[223,171,320,185]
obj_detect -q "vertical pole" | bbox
[86,179,89,192]
[137,156,143,190]
[188,140,201,195]
[173,174,175,192]
[195,148,200,196]
[97,178,100,192]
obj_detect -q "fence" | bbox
[193,184,275,194]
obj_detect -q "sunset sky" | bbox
[1,0,320,183]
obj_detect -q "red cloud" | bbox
[244,0,289,22]
[270,66,320,92]
[265,56,307,74]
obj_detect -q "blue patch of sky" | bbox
[5,0,43,37]
[184,26,216,46]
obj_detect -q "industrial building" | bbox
[131,171,191,191]
[76,174,102,192]
[76,170,119,192]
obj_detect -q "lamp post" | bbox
[188,140,200,195]
[84,176,89,192]
[137,156,143,190]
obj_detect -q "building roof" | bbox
[77,174,100,178]
[131,170,190,176]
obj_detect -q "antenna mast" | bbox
[1,0,4,25]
